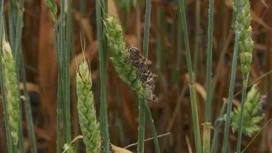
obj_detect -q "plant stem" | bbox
[205,0,214,123]
[54,20,62,153]
[7,0,36,151]
[18,103,25,153]
[211,101,227,153]
[178,0,202,152]
[62,0,72,145]
[142,0,151,57]
[20,52,37,153]
[193,0,200,74]
[12,0,24,72]
[138,0,152,152]
[56,75,62,153]
[145,104,160,153]
[104,0,108,14]
[8,0,16,48]
[236,77,249,153]
[96,0,110,152]
[138,98,146,153]
[203,122,212,153]
[53,0,73,151]
[15,1,37,152]
[222,31,240,153]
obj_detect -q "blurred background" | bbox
[0,0,272,152]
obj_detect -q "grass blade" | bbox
[193,0,200,74]
[20,53,37,153]
[202,122,212,153]
[211,100,227,153]
[145,104,160,153]
[221,31,240,153]
[138,0,153,152]
[177,0,202,152]
[96,1,110,152]
[205,0,214,122]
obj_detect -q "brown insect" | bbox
[128,46,152,67]
[128,46,157,80]
[127,46,158,103]
[146,87,158,102]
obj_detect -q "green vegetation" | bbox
[0,0,269,153]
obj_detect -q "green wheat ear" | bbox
[45,0,57,21]
[233,0,254,79]
[76,59,101,153]
[230,84,264,136]
[1,38,20,145]
[103,16,145,99]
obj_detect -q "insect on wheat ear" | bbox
[128,46,152,67]
[127,46,158,103]
[128,46,141,59]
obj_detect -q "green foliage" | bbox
[76,60,101,153]
[202,122,212,153]
[230,84,264,136]
[1,38,20,145]
[233,0,254,78]
[45,0,57,21]
[177,0,202,152]
[104,16,145,99]
[96,1,109,152]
